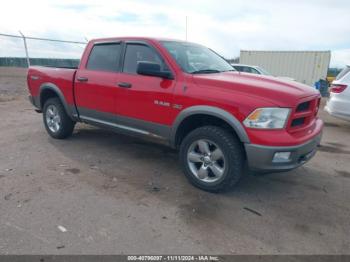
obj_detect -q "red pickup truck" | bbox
[27,37,323,192]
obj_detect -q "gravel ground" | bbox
[0,67,349,254]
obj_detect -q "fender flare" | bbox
[39,83,76,120]
[170,105,250,147]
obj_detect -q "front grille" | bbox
[289,97,320,131]
[296,101,310,112]
[291,117,305,127]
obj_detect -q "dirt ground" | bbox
[0,67,349,255]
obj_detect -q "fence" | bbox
[0,57,80,68]
[0,32,86,68]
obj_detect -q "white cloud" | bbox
[0,0,349,67]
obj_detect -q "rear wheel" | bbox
[179,126,245,192]
[43,97,75,139]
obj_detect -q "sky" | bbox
[0,0,349,67]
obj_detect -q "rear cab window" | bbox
[86,43,121,72]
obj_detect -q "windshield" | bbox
[161,41,235,74]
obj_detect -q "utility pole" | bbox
[19,31,30,67]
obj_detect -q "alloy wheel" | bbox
[187,139,226,183]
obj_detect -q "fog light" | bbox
[273,152,291,163]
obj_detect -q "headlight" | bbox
[243,108,291,129]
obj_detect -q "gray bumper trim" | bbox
[28,95,41,111]
[245,132,322,172]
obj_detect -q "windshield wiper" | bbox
[221,69,236,72]
[191,69,222,74]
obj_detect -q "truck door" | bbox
[116,42,176,135]
[74,42,121,124]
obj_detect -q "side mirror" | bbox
[137,62,174,80]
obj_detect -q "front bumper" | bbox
[245,132,322,172]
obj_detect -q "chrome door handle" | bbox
[77,77,88,82]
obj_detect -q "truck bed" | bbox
[27,66,77,109]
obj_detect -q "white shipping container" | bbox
[240,50,331,86]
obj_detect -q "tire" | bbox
[43,97,75,139]
[179,126,245,192]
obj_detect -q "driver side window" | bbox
[123,44,169,74]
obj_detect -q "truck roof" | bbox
[89,36,186,44]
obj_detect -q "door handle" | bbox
[77,77,88,82]
[118,82,132,88]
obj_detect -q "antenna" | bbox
[185,16,188,41]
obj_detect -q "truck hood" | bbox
[192,72,319,106]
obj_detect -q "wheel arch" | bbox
[39,83,75,120]
[170,106,250,148]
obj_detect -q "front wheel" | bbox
[179,126,245,192]
[43,97,75,139]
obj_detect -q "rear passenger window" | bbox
[123,44,169,74]
[86,43,121,72]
